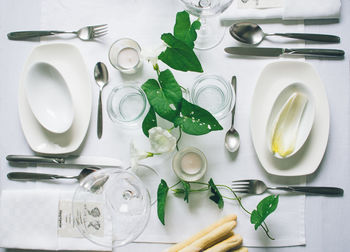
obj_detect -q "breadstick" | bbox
[179,221,237,252]
[233,247,248,252]
[203,234,243,252]
[166,214,237,252]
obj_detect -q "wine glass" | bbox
[72,168,151,248]
[179,0,234,50]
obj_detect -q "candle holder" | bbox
[108,38,142,74]
[172,146,207,182]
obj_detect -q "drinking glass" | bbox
[179,0,234,50]
[190,74,234,120]
[72,168,151,248]
[107,85,147,126]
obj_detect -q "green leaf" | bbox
[208,178,224,209]
[174,11,201,49]
[174,99,223,135]
[181,180,191,203]
[141,70,182,121]
[157,179,169,225]
[250,195,279,230]
[142,106,157,137]
[159,33,203,73]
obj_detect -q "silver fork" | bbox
[7,24,108,41]
[231,179,344,196]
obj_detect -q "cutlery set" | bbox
[226,21,344,59]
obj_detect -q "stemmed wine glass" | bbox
[179,0,234,50]
[72,168,151,248]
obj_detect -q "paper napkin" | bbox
[0,189,111,251]
[221,0,341,21]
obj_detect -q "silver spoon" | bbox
[225,76,240,153]
[7,167,98,184]
[94,62,109,139]
[229,22,340,45]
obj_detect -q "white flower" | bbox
[130,142,151,168]
[141,44,167,67]
[149,127,176,153]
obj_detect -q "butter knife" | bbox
[224,47,345,58]
[6,155,123,168]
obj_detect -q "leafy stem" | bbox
[157,178,279,240]
[216,184,251,215]
[176,127,182,151]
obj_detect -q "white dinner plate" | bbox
[18,43,92,154]
[250,61,330,176]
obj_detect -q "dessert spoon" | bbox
[94,62,109,139]
[224,76,240,153]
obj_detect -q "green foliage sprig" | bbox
[157,178,279,240]
[141,11,223,138]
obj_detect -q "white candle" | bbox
[117,47,139,69]
[181,152,203,175]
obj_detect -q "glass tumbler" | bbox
[190,74,234,120]
[107,85,146,126]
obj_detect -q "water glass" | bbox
[190,74,234,120]
[107,85,146,126]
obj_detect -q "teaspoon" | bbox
[94,62,109,139]
[225,76,240,153]
[229,22,340,45]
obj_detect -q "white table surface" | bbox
[1,0,349,252]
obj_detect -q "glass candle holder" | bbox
[190,74,234,120]
[107,85,146,126]
[109,38,143,74]
[172,146,207,182]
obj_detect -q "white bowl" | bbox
[24,62,74,134]
[265,82,315,159]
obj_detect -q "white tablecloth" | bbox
[0,0,349,251]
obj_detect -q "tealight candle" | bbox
[109,38,142,74]
[117,47,139,69]
[172,147,207,182]
[181,152,203,175]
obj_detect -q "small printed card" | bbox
[237,0,283,9]
[58,200,104,238]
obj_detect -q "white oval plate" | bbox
[25,62,74,134]
[19,43,92,154]
[250,61,329,176]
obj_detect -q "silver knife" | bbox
[224,47,345,58]
[6,155,123,168]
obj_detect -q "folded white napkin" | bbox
[221,0,341,21]
[0,189,111,251]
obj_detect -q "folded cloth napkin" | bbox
[0,189,111,251]
[221,0,341,21]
